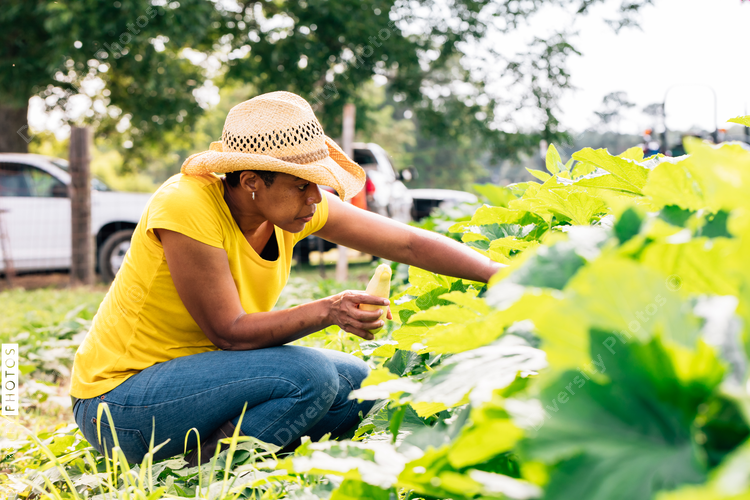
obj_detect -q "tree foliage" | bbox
[2,0,654,165]
[0,0,229,156]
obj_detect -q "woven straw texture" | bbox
[181,91,366,201]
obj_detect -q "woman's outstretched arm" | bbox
[315,192,503,283]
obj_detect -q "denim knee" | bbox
[345,356,371,389]
[290,347,340,405]
[315,349,371,395]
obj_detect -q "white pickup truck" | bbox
[294,142,414,264]
[0,153,152,282]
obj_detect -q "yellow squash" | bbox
[360,264,392,333]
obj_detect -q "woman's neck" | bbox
[222,178,267,236]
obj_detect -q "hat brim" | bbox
[180,136,366,201]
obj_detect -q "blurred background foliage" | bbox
[4,0,656,189]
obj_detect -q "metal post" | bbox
[711,89,719,143]
[69,126,93,285]
[661,98,668,155]
[317,236,326,278]
[335,103,355,283]
[663,84,719,153]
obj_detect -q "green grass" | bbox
[0,287,105,343]
[0,262,395,499]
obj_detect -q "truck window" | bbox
[0,163,32,197]
[29,166,68,197]
[354,149,378,166]
[0,163,67,198]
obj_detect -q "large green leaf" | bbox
[684,139,750,212]
[565,256,701,346]
[571,160,598,179]
[505,292,591,371]
[643,156,706,211]
[522,334,728,500]
[280,440,422,489]
[656,439,750,500]
[447,398,524,468]
[571,148,649,194]
[489,237,539,263]
[397,446,541,500]
[400,291,510,355]
[639,239,742,297]
[330,479,394,500]
[546,143,563,175]
[570,169,647,195]
[659,205,696,228]
[526,168,552,182]
[409,337,547,408]
[449,206,546,234]
[383,349,424,377]
[408,310,513,355]
[351,337,547,410]
[488,241,587,292]
[355,401,429,441]
[619,146,645,162]
[728,115,750,127]
[614,207,643,243]
[406,267,459,297]
[472,184,517,208]
[398,447,482,498]
[509,182,608,226]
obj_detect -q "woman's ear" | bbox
[238,171,260,192]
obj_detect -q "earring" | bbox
[252,192,255,200]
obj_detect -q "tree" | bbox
[594,91,635,132]
[224,0,654,162]
[0,0,229,155]
[2,0,654,165]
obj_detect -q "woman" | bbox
[70,91,500,465]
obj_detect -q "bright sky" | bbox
[556,0,750,134]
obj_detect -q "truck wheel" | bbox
[99,229,134,282]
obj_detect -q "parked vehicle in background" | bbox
[410,188,479,221]
[0,154,152,282]
[295,142,414,264]
[352,142,413,223]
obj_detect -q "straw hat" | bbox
[180,91,365,201]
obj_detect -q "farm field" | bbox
[3,135,750,499]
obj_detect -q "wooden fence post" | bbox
[69,126,93,285]
[335,103,356,282]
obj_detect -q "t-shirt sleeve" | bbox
[293,190,330,245]
[146,175,224,248]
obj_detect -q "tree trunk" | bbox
[0,103,30,153]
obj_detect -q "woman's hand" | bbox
[326,291,391,341]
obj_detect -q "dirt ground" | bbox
[0,272,109,292]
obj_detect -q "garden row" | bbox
[4,117,750,499]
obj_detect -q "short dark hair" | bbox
[225,170,277,188]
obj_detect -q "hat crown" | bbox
[181,90,366,201]
[221,91,329,164]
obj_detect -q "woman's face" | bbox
[256,172,323,232]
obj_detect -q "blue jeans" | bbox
[73,345,375,464]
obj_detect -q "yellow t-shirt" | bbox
[70,173,329,399]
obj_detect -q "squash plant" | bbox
[278,133,750,500]
[7,131,750,500]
